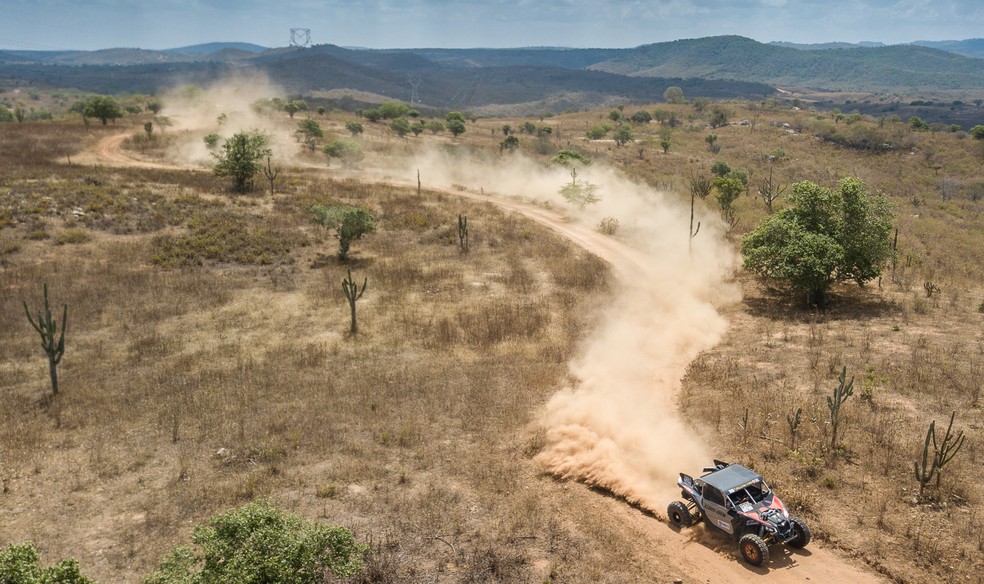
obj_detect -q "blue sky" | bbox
[1,0,981,51]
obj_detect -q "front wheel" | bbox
[667,501,693,528]
[787,516,811,548]
[739,533,770,566]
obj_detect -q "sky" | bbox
[1,0,981,52]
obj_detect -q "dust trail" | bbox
[396,148,740,513]
[156,73,298,167]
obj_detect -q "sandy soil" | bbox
[83,134,888,584]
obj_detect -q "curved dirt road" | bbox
[83,135,886,584]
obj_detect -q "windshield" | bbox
[728,481,771,507]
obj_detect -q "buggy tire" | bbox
[667,501,693,528]
[739,534,769,566]
[787,516,811,548]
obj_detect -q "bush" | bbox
[145,501,364,584]
[0,543,94,584]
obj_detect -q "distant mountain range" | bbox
[2,37,983,111]
[771,38,984,59]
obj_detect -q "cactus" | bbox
[263,156,280,196]
[914,420,939,499]
[23,283,68,396]
[932,411,966,488]
[914,411,966,499]
[787,407,802,450]
[342,269,367,334]
[827,366,854,452]
[457,214,469,253]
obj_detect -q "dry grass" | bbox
[1,95,983,583]
[0,127,630,582]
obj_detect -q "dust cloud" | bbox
[153,80,739,512]
[390,148,740,513]
[157,73,297,166]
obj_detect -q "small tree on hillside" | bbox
[311,205,377,260]
[663,86,685,104]
[212,130,270,193]
[741,177,894,307]
[559,168,600,209]
[81,95,124,125]
[323,139,364,167]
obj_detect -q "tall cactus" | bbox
[342,269,367,334]
[457,214,469,253]
[932,411,966,488]
[827,366,854,452]
[23,283,68,396]
[787,407,802,451]
[914,420,938,499]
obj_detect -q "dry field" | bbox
[1,93,983,584]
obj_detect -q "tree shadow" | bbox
[743,283,900,325]
[309,253,374,270]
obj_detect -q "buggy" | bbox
[666,460,811,566]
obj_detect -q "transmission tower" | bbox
[409,77,422,105]
[290,28,311,48]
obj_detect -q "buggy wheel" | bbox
[787,516,811,548]
[666,501,693,528]
[739,534,769,566]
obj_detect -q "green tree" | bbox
[586,125,609,140]
[908,116,929,131]
[709,105,729,128]
[552,149,591,167]
[283,100,307,118]
[345,121,364,136]
[613,124,633,147]
[0,543,93,584]
[710,160,731,177]
[0,104,14,122]
[499,134,520,153]
[663,86,685,104]
[446,119,466,137]
[390,117,411,138]
[296,119,323,142]
[311,205,377,260]
[145,501,363,584]
[741,177,894,307]
[559,168,600,208]
[425,120,445,134]
[81,95,124,125]
[660,140,671,154]
[146,99,162,114]
[519,121,537,135]
[410,121,425,136]
[323,139,364,167]
[630,110,652,124]
[445,111,466,125]
[969,125,984,140]
[212,130,271,193]
[379,102,411,119]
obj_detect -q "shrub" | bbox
[145,501,364,584]
[0,542,94,584]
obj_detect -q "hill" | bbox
[912,38,984,59]
[589,35,984,91]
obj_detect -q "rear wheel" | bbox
[787,517,811,548]
[739,533,769,566]
[667,501,693,528]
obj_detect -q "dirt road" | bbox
[84,135,886,584]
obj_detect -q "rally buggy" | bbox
[666,460,811,566]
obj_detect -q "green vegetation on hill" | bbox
[589,36,984,91]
